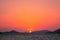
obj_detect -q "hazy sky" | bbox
[0,0,60,32]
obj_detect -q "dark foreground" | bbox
[0,34,60,40]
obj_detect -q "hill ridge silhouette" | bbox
[0,29,60,35]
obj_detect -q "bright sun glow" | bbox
[29,30,32,33]
[28,26,32,33]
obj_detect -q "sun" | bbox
[28,26,32,33]
[29,30,32,33]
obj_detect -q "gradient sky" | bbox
[0,0,60,32]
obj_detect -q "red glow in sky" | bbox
[0,0,60,32]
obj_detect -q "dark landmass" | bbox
[46,29,60,34]
[31,29,60,35]
[0,28,60,40]
[31,30,51,35]
[54,29,60,34]
[0,29,60,35]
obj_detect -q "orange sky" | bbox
[0,0,60,32]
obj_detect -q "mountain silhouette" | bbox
[1,30,20,35]
[46,29,60,34]
[31,29,60,35]
[31,30,51,35]
[54,29,60,34]
[0,29,60,35]
[9,30,19,33]
[0,32,2,34]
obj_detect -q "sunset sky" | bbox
[0,0,60,32]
